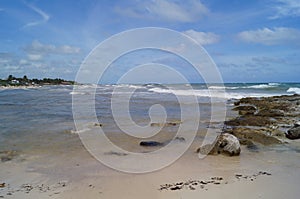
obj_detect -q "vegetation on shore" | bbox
[0,75,75,87]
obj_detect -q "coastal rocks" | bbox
[225,94,300,147]
[197,133,241,156]
[225,127,282,145]
[225,115,274,127]
[232,105,256,115]
[286,125,300,140]
[256,109,284,117]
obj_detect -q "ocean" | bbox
[1,83,300,155]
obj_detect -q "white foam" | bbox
[69,91,90,95]
[244,84,275,89]
[287,87,300,94]
[148,87,275,99]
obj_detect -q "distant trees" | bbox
[7,75,14,81]
[1,75,75,86]
[23,75,28,81]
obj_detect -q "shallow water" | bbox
[0,83,299,154]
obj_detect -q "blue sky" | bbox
[0,0,299,83]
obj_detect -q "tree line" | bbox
[0,75,75,86]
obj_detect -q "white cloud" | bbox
[115,0,209,22]
[182,30,220,45]
[27,54,43,61]
[23,2,50,28]
[237,27,300,45]
[24,40,80,55]
[271,0,300,19]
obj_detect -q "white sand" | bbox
[1,137,300,199]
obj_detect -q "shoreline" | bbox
[0,94,300,198]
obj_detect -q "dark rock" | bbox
[170,186,182,190]
[256,109,284,117]
[225,115,273,127]
[150,121,181,127]
[140,141,164,147]
[232,105,256,115]
[0,183,5,188]
[228,127,282,145]
[94,123,103,127]
[286,126,300,140]
[174,137,185,142]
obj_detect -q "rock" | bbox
[225,116,273,127]
[197,133,241,156]
[150,121,181,127]
[218,133,241,156]
[94,123,103,127]
[140,141,164,147]
[286,126,300,140]
[0,183,5,188]
[232,105,256,115]
[174,137,185,142]
[227,127,282,145]
[256,109,284,117]
[239,139,259,151]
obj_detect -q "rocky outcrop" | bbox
[225,94,300,146]
[225,127,282,145]
[232,105,256,115]
[197,133,241,156]
[225,115,274,127]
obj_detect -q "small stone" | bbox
[140,141,164,147]
[200,181,207,185]
[170,186,181,191]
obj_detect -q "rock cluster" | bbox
[224,94,300,148]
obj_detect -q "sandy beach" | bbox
[1,129,300,199]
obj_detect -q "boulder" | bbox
[197,133,241,156]
[286,126,300,140]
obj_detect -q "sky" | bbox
[0,0,299,83]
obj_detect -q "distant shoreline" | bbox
[0,75,76,87]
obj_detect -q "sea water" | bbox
[0,83,299,153]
